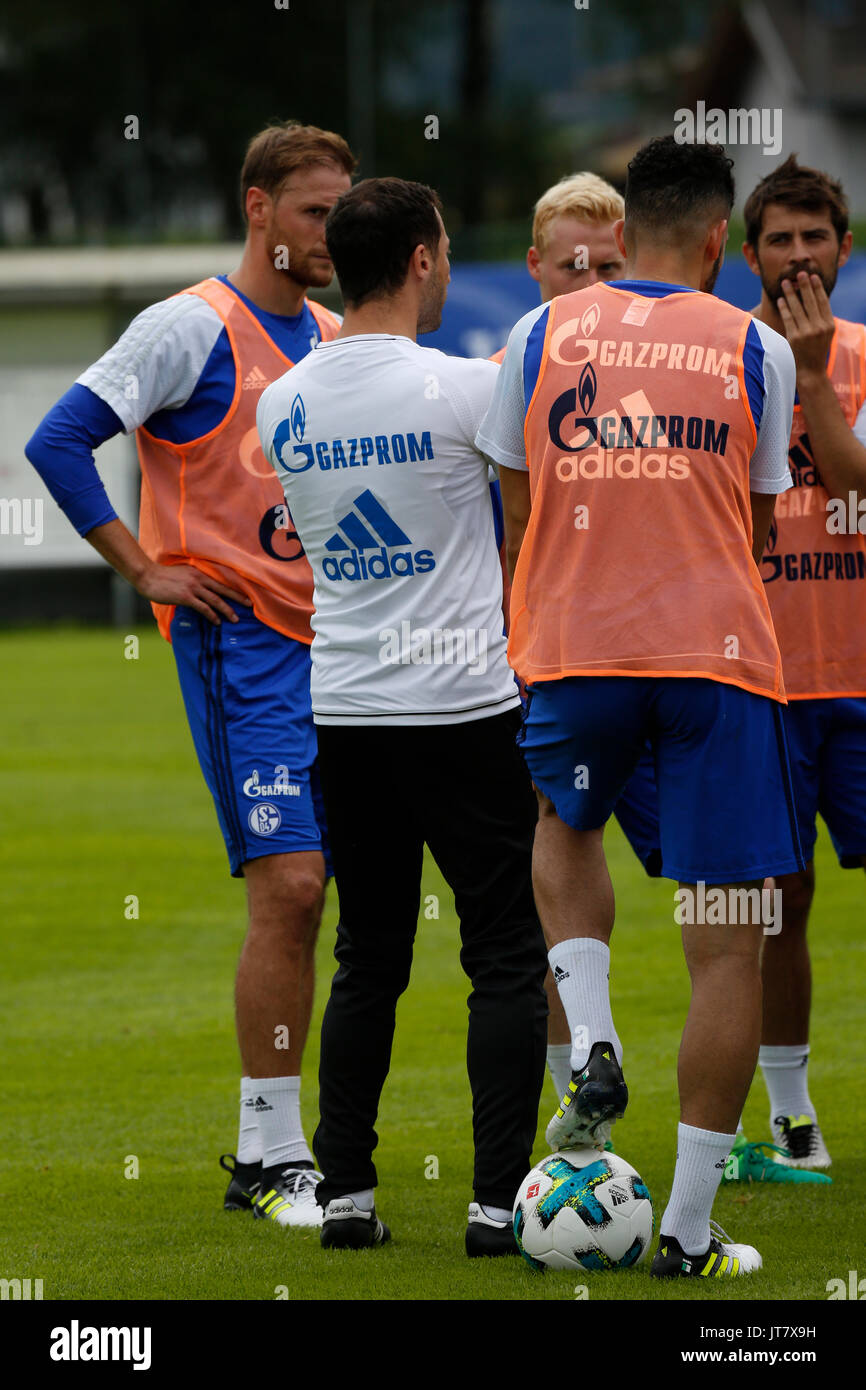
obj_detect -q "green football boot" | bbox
[721,1133,832,1184]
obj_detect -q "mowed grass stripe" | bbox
[0,628,862,1300]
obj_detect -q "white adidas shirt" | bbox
[258,334,519,725]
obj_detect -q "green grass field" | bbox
[2,626,863,1303]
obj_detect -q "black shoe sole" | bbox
[650,1234,725,1279]
[220,1155,261,1213]
[575,1078,629,1125]
[321,1217,391,1249]
[465,1224,518,1258]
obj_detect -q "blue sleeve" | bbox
[523,306,549,420]
[489,477,505,551]
[743,320,766,436]
[25,384,125,536]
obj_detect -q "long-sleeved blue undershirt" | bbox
[25,385,124,535]
[25,278,325,537]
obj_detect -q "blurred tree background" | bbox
[0,0,716,253]
[1,0,863,257]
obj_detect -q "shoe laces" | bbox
[777,1117,818,1159]
[279,1166,323,1202]
[709,1218,734,1249]
[743,1140,788,1163]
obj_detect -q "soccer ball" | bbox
[513,1148,653,1272]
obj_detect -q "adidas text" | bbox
[244,1095,274,1112]
[321,489,435,581]
[243,366,270,390]
[323,545,435,582]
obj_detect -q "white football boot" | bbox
[651,1220,762,1279]
[772,1113,832,1168]
[252,1165,324,1227]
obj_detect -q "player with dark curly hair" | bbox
[478,134,806,1279]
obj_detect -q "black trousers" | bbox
[313,708,548,1211]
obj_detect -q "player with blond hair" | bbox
[490,173,625,366]
[489,172,659,1109]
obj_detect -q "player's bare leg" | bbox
[651,891,765,1273]
[544,970,573,1099]
[679,897,763,1133]
[238,850,325,1076]
[757,860,853,1167]
[545,974,571,1042]
[532,800,626,1149]
[535,789,580,1093]
[222,849,327,1227]
[532,802,614,947]
[761,864,814,1045]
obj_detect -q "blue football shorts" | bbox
[170,605,331,878]
[518,675,805,885]
[613,748,663,877]
[782,696,866,868]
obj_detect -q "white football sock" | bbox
[343,1189,374,1211]
[237,1077,261,1163]
[548,938,622,1072]
[660,1122,735,1256]
[546,1043,573,1100]
[481,1205,511,1224]
[248,1076,313,1171]
[759,1043,815,1121]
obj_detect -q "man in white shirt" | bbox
[258,177,548,1256]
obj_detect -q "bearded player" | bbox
[25,122,355,1227]
[478,135,806,1279]
[740,155,866,1171]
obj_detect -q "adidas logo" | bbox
[243,365,271,391]
[321,489,435,583]
[553,965,569,982]
[608,1185,628,1207]
[247,1095,273,1112]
